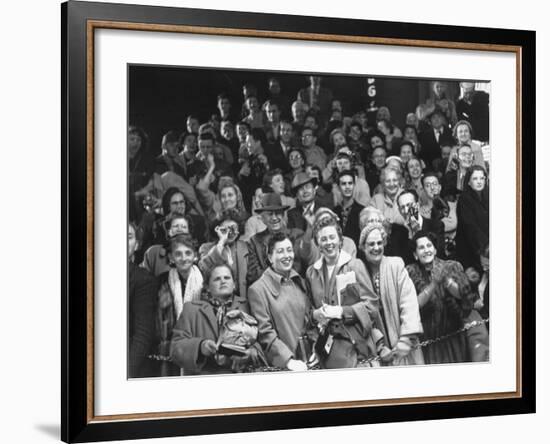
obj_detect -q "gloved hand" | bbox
[231,347,261,372]
[393,337,413,358]
[158,286,172,309]
[465,267,481,284]
[286,359,308,371]
[322,304,343,320]
[200,339,218,357]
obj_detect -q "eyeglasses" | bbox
[424,182,440,188]
[171,200,185,205]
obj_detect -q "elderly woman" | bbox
[447,120,486,169]
[306,217,387,368]
[368,167,406,225]
[456,165,489,271]
[171,264,263,375]
[406,231,489,364]
[358,222,424,365]
[358,206,406,261]
[156,235,204,376]
[248,233,311,371]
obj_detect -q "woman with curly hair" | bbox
[406,231,489,364]
[248,233,312,371]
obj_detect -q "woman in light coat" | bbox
[248,233,311,371]
[306,217,388,368]
[358,222,425,365]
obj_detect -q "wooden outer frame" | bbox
[62,1,536,442]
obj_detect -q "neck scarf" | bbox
[168,265,204,319]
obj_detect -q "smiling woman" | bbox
[307,217,386,368]
[406,230,489,364]
[358,222,424,366]
[154,234,203,376]
[248,232,311,371]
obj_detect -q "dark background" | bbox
[129,64,461,155]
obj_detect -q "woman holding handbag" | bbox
[306,217,388,369]
[170,264,263,375]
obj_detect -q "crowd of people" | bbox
[128,75,490,378]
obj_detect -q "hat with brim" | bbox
[291,172,318,195]
[254,192,290,213]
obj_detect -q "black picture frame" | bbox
[62,1,536,442]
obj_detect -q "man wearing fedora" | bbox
[287,172,323,232]
[246,192,313,284]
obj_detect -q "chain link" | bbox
[152,319,489,371]
[147,354,172,362]
[415,318,489,349]
[247,318,489,372]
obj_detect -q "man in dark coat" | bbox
[264,120,293,172]
[287,172,323,231]
[395,189,445,265]
[456,82,490,142]
[333,170,364,247]
[128,224,159,378]
[418,109,454,167]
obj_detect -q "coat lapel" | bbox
[379,257,399,346]
[197,303,219,335]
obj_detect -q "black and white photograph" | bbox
[128,66,491,378]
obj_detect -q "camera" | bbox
[408,204,419,220]
[219,226,236,237]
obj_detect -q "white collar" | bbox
[313,250,352,271]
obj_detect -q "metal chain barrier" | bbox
[248,318,489,372]
[148,318,489,371]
